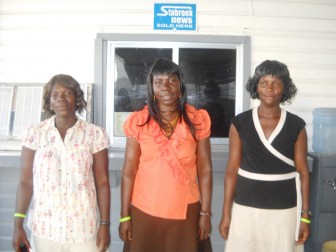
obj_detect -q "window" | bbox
[95,34,251,147]
[0,85,14,138]
[0,83,91,142]
[0,84,43,140]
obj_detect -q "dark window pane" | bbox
[179,48,236,138]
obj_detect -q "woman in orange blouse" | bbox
[119,58,213,251]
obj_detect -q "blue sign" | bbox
[154,3,197,31]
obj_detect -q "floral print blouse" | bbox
[22,116,109,243]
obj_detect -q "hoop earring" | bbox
[153,95,156,102]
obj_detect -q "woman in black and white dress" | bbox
[219,60,311,252]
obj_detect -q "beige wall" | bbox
[1,0,336,150]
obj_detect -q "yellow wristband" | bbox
[300,217,311,224]
[14,213,26,218]
[120,216,131,223]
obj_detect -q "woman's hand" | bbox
[96,225,111,251]
[296,221,310,245]
[12,226,30,252]
[198,215,211,241]
[219,215,231,240]
[119,221,132,242]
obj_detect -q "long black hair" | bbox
[245,60,298,104]
[143,58,196,139]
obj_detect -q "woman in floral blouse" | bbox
[12,74,111,252]
[119,58,213,251]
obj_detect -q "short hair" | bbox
[43,74,87,118]
[245,60,298,104]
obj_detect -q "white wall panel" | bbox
[0,0,336,150]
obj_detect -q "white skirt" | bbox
[31,234,103,252]
[225,203,304,252]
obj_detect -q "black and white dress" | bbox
[225,107,305,252]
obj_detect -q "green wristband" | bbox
[120,216,131,223]
[14,213,26,218]
[300,217,311,224]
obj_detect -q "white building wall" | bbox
[0,0,336,146]
[0,1,335,251]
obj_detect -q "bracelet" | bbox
[300,217,311,224]
[14,213,26,218]
[301,209,313,218]
[200,211,211,217]
[100,221,111,225]
[120,216,131,223]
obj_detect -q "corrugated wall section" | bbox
[0,0,335,149]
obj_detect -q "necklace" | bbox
[163,114,179,138]
[170,114,179,127]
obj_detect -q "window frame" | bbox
[94,34,251,148]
